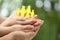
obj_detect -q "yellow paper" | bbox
[31,10,34,17]
[21,6,26,18]
[25,5,31,18]
[16,8,21,16]
[16,5,35,18]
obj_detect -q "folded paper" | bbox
[16,5,34,18]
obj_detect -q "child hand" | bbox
[1,12,36,26]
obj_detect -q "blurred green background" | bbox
[0,0,60,40]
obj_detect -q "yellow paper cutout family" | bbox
[16,5,34,18]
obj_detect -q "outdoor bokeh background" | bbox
[0,0,60,40]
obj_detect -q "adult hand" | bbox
[0,24,34,37]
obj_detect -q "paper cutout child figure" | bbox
[16,5,34,18]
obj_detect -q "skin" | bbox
[0,13,44,40]
[1,13,37,26]
[0,16,6,24]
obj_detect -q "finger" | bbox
[23,30,33,32]
[32,26,39,32]
[11,25,34,32]
[33,19,44,26]
[31,26,41,39]
[33,19,44,32]
[12,31,34,36]
[31,19,44,38]
[21,25,34,30]
[32,15,37,19]
[16,19,36,25]
[29,15,37,20]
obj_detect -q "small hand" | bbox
[1,12,36,26]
